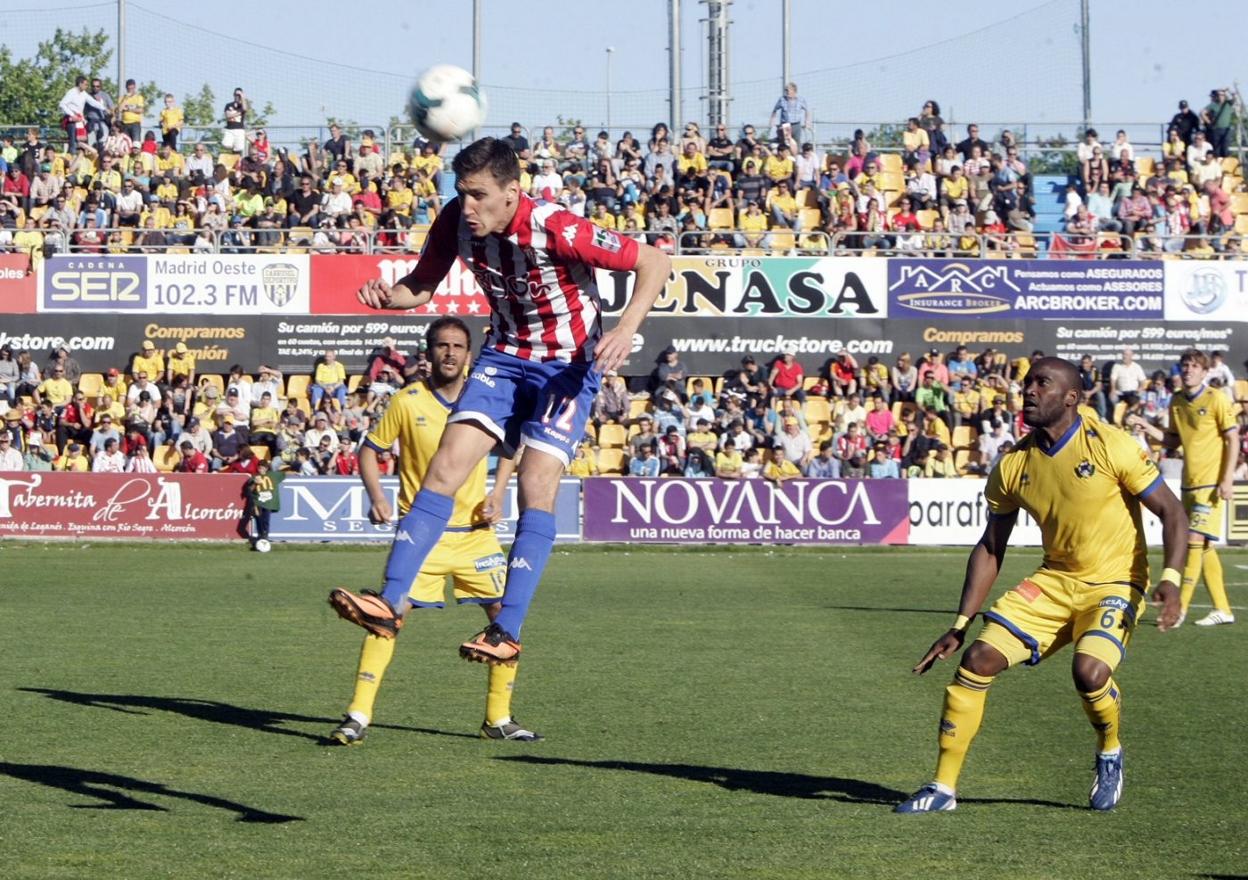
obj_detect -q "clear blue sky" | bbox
[3,0,1245,135]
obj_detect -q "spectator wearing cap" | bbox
[777,415,813,469]
[769,351,807,404]
[311,349,348,411]
[210,416,244,472]
[304,412,340,454]
[0,426,22,471]
[165,342,197,387]
[131,340,164,383]
[218,388,250,431]
[1170,99,1201,146]
[54,441,89,472]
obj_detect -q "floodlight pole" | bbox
[1080,0,1091,130]
[670,0,682,134]
[471,0,482,142]
[606,47,615,134]
[782,0,791,89]
[117,0,126,90]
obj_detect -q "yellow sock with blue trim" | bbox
[485,663,519,725]
[934,667,993,791]
[1180,540,1205,613]
[1202,545,1231,613]
[346,634,397,725]
[1080,678,1122,753]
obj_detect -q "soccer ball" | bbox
[255,539,271,553]
[407,64,487,143]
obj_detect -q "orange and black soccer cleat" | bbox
[459,623,521,667]
[328,589,403,639]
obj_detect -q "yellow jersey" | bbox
[132,353,164,380]
[167,352,196,378]
[1169,383,1235,489]
[364,380,488,525]
[118,92,145,124]
[160,106,184,133]
[986,416,1162,586]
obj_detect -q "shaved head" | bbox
[1031,356,1081,393]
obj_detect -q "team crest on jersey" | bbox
[1198,407,1208,416]
[1019,473,1030,485]
[592,226,622,253]
[1075,460,1095,479]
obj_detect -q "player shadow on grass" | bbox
[820,605,951,616]
[494,755,906,804]
[0,762,303,823]
[18,688,478,743]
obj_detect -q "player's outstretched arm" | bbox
[1140,481,1188,631]
[913,511,1015,674]
[359,444,393,525]
[594,243,671,375]
[356,277,435,312]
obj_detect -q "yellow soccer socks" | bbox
[1080,678,1122,754]
[934,667,993,791]
[345,634,397,725]
[1180,540,1205,613]
[1203,545,1231,614]
[485,663,519,726]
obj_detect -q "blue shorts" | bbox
[449,347,599,465]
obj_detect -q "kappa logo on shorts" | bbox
[1015,580,1042,602]
[474,553,506,572]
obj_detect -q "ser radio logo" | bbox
[43,256,147,310]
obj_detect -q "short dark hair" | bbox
[451,138,520,186]
[425,316,472,352]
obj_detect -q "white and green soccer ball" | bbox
[407,64,487,143]
[254,538,271,553]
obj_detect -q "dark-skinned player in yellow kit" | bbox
[895,358,1188,813]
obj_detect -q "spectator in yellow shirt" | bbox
[156,144,186,178]
[117,79,145,142]
[676,142,708,180]
[566,443,599,478]
[160,94,183,150]
[385,176,414,220]
[35,365,74,412]
[311,349,348,411]
[131,340,165,382]
[764,146,795,186]
[763,444,801,483]
[166,342,196,385]
[735,200,769,248]
[55,442,90,472]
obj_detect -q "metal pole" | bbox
[117,0,125,90]
[722,1,731,130]
[782,0,791,89]
[1080,0,1091,129]
[471,0,481,142]
[670,0,681,133]
[606,47,615,134]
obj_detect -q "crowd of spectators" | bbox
[1,335,1245,481]
[0,337,420,476]
[1061,90,1244,254]
[2,78,1243,262]
[565,345,1248,482]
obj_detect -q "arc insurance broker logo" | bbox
[581,477,909,545]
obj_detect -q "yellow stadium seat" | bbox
[153,444,180,472]
[916,209,939,230]
[596,447,627,475]
[1111,401,1128,425]
[768,231,796,250]
[1134,156,1154,177]
[1234,379,1248,402]
[77,372,103,397]
[1237,215,1248,235]
[249,445,272,462]
[798,207,822,231]
[628,398,651,419]
[1230,193,1248,215]
[803,397,831,425]
[1222,156,1240,174]
[347,374,364,393]
[597,424,627,448]
[286,375,311,400]
[879,153,902,173]
[708,207,734,230]
[952,425,978,449]
[219,152,240,169]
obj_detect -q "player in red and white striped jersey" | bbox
[330,138,671,669]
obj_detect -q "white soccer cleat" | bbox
[1194,610,1235,627]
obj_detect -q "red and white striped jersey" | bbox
[404,194,639,362]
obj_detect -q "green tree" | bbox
[0,28,113,128]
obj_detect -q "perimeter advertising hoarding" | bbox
[581,477,909,545]
[1163,262,1248,323]
[308,255,488,316]
[906,478,1176,546]
[0,472,247,539]
[886,259,1165,320]
[2,313,1243,376]
[39,254,310,315]
[268,477,581,543]
[0,254,37,314]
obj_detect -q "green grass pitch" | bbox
[1,542,1246,879]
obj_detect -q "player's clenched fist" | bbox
[357,278,393,310]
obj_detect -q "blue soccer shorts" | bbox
[449,346,599,466]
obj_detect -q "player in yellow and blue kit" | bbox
[328,317,541,745]
[897,358,1188,813]
[1130,349,1240,627]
